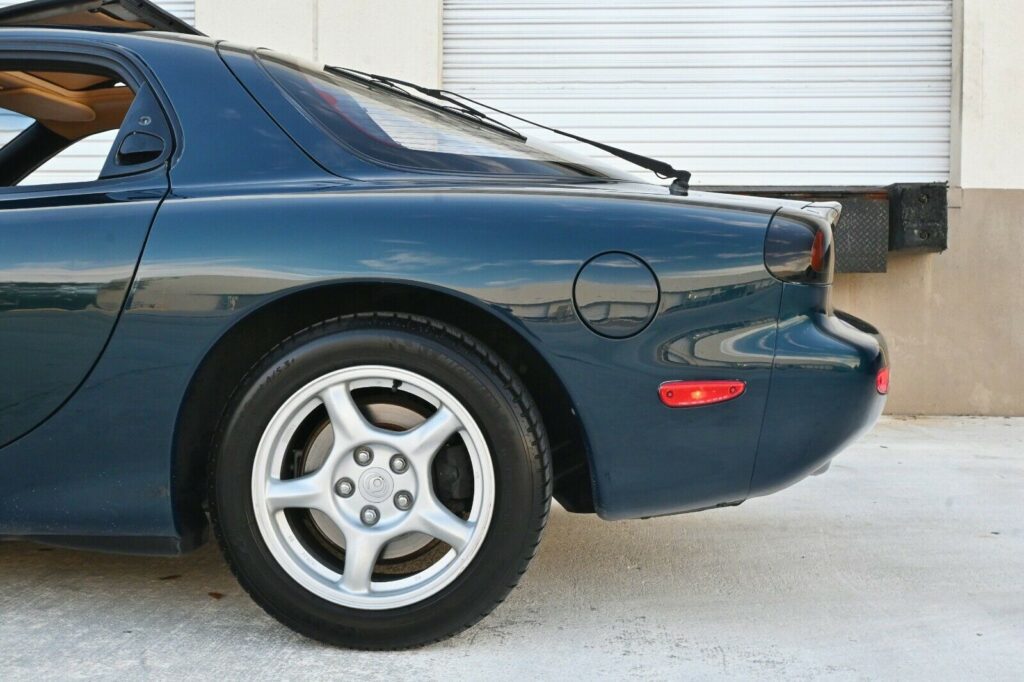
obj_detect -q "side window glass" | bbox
[0,110,31,147]
[0,65,165,189]
[0,110,34,182]
[19,131,118,185]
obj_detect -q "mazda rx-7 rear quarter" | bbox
[0,0,887,649]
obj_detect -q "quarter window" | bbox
[259,52,626,179]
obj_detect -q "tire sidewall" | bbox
[214,320,543,646]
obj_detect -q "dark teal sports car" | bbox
[0,0,888,649]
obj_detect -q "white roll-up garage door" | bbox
[443,0,953,187]
[0,0,195,185]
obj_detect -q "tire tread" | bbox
[208,312,551,649]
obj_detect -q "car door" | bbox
[0,55,173,446]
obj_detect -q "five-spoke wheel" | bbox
[252,365,494,608]
[212,314,550,648]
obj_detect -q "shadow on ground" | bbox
[1,417,1021,680]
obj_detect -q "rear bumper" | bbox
[750,287,888,498]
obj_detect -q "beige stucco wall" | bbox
[195,0,318,60]
[834,189,1024,415]
[316,0,443,87]
[193,0,1023,415]
[957,0,1024,190]
[194,0,442,85]
[834,0,1024,415]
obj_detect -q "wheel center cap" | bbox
[358,467,394,503]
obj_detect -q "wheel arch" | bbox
[172,281,595,539]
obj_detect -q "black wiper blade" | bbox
[324,66,693,194]
[324,66,526,141]
[442,90,692,194]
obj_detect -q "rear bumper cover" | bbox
[750,286,888,498]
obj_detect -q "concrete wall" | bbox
[833,0,1024,415]
[833,190,1024,415]
[956,0,1024,190]
[193,0,1023,415]
[196,0,317,60]
[195,0,442,85]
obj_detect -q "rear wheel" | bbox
[211,313,550,648]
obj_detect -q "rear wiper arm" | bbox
[325,66,526,141]
[445,89,693,194]
[325,66,692,194]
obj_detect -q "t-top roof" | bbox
[0,0,202,35]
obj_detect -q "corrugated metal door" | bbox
[0,0,195,185]
[443,0,953,187]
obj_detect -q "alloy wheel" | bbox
[251,365,495,610]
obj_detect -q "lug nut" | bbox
[334,478,355,498]
[354,447,373,466]
[394,491,413,511]
[360,506,380,526]
[390,454,409,474]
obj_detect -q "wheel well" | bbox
[173,283,595,535]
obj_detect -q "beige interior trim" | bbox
[0,86,95,122]
[0,70,134,140]
[13,10,149,31]
[32,71,112,91]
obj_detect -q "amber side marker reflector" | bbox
[659,380,746,408]
[876,367,890,395]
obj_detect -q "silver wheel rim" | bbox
[251,365,495,610]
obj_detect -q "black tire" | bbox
[210,313,551,649]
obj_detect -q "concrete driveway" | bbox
[1,417,1021,680]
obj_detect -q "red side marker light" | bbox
[876,366,890,395]
[659,380,746,408]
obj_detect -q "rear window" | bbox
[258,53,624,179]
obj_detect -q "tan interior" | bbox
[32,71,114,91]
[12,10,149,31]
[0,70,134,140]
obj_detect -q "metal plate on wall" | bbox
[708,184,948,274]
[833,197,889,273]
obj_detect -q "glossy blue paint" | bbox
[0,170,167,445]
[573,252,660,339]
[751,287,887,496]
[0,29,886,551]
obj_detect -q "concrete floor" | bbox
[0,416,1021,680]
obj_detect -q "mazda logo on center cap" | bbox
[358,467,394,503]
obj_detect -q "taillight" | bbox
[765,212,834,285]
[810,230,826,272]
[876,367,890,395]
[659,380,746,408]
